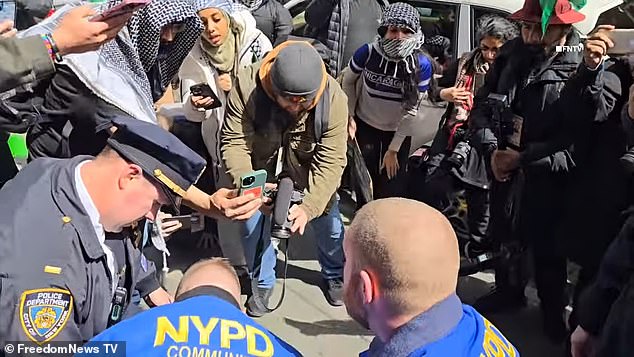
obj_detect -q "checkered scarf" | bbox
[376,2,424,65]
[18,0,202,123]
[237,0,263,11]
[378,2,420,36]
[192,0,249,13]
[121,0,203,91]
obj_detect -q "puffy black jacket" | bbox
[251,0,292,46]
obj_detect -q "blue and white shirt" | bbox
[345,42,433,151]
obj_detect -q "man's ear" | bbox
[118,164,144,190]
[359,269,377,305]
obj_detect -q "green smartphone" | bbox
[239,170,267,198]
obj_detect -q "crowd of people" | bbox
[0,0,634,355]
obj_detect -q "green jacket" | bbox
[221,62,348,220]
[0,35,55,93]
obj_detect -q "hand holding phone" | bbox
[584,25,616,68]
[91,0,151,22]
[239,170,268,198]
[190,83,222,110]
[52,6,131,56]
[0,1,16,24]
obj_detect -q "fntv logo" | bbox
[556,43,584,53]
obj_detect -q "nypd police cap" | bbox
[106,116,206,211]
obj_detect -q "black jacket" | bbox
[251,0,292,46]
[466,33,623,245]
[469,33,586,185]
[577,203,634,337]
[27,65,130,159]
[557,58,630,268]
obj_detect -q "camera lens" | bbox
[242,176,255,186]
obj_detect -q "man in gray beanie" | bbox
[221,41,349,316]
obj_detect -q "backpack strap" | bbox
[313,81,331,142]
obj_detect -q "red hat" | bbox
[510,0,585,24]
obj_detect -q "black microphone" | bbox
[271,177,303,240]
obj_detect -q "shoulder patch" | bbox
[20,288,73,344]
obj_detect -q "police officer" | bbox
[0,116,260,346]
[343,198,518,356]
[90,258,301,356]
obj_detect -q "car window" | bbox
[401,0,458,67]
[472,6,513,48]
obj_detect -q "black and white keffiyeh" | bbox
[237,0,263,11]
[378,2,421,36]
[193,0,248,13]
[18,0,202,123]
[121,0,203,92]
[374,3,424,75]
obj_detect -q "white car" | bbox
[285,0,626,149]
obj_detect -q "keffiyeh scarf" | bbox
[19,0,202,123]
[375,2,425,76]
[238,0,263,11]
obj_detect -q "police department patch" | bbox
[20,288,73,344]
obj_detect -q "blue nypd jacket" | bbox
[90,287,301,357]
[360,294,519,357]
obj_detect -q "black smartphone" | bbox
[90,0,150,22]
[190,83,222,110]
[162,214,193,230]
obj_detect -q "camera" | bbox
[486,93,514,150]
[242,176,255,186]
[265,177,305,240]
[447,141,471,168]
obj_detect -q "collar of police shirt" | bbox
[175,285,241,309]
[74,160,118,296]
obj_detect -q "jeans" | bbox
[242,200,345,289]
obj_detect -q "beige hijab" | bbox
[200,10,245,76]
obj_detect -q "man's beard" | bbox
[344,274,370,330]
[515,41,550,78]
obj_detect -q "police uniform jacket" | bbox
[91,286,301,356]
[360,294,519,357]
[0,156,155,346]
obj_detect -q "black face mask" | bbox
[146,43,176,102]
[157,42,175,60]
[146,63,166,103]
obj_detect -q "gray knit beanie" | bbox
[270,43,323,98]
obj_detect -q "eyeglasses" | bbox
[281,95,313,110]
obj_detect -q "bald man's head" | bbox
[345,198,459,316]
[175,258,241,304]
